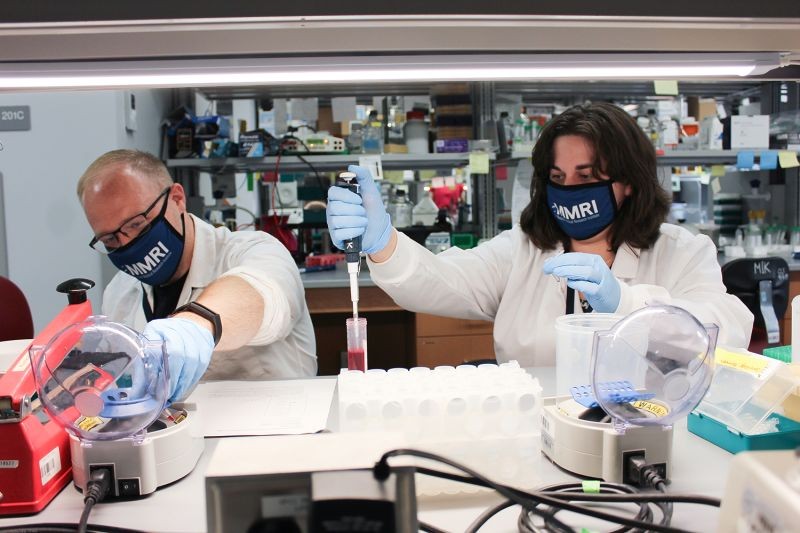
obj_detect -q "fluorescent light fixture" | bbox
[0,53,782,91]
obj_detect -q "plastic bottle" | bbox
[412,193,439,226]
[498,111,513,154]
[390,190,413,228]
[646,109,663,150]
[513,114,530,150]
[347,122,364,154]
[362,121,384,154]
[404,111,429,154]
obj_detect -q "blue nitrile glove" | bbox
[326,165,392,254]
[542,252,621,313]
[143,317,214,403]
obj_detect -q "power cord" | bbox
[375,449,720,533]
[0,525,145,533]
[78,468,113,533]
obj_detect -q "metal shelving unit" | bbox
[166,153,494,173]
[510,149,747,166]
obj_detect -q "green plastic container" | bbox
[451,233,476,249]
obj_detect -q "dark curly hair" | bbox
[519,102,670,252]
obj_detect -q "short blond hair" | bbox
[77,149,172,200]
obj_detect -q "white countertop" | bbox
[1,368,731,533]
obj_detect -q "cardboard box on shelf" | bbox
[687,96,718,122]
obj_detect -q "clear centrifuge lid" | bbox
[29,315,169,441]
[590,305,718,429]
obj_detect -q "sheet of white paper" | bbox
[331,97,357,123]
[186,378,336,437]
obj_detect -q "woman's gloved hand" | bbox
[542,252,621,313]
[143,317,214,402]
[326,165,392,254]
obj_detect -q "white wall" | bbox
[0,89,169,331]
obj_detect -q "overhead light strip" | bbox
[0,53,782,91]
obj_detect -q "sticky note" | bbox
[469,152,490,174]
[779,150,800,169]
[711,165,726,177]
[736,150,755,170]
[653,80,679,96]
[710,177,721,194]
[358,155,383,180]
[760,150,778,170]
[331,97,357,123]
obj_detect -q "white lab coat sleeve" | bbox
[217,240,305,346]
[616,233,754,349]
[367,230,514,321]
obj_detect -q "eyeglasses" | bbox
[89,187,171,253]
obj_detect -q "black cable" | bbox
[379,450,706,533]
[465,499,515,533]
[77,468,113,533]
[0,525,146,533]
[277,136,330,203]
[378,450,573,533]
[518,482,655,533]
[413,466,720,507]
[418,520,450,533]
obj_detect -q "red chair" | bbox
[0,276,34,341]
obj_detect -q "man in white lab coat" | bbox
[78,149,316,401]
[327,103,753,366]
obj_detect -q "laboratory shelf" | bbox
[166,153,494,173]
[511,149,747,166]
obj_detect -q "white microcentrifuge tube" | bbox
[346,317,368,371]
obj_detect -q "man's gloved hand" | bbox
[143,317,214,403]
[542,252,621,313]
[326,165,392,254]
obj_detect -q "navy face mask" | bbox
[546,180,618,241]
[108,211,186,286]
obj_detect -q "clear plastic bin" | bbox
[694,348,800,435]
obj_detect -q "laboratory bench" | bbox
[0,369,729,533]
[300,268,495,374]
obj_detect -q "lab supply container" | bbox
[388,189,413,228]
[554,313,624,400]
[362,121,383,154]
[403,111,429,154]
[424,232,451,254]
[337,361,542,495]
[412,194,439,226]
[688,348,800,453]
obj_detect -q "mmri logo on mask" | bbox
[122,241,171,277]
[551,199,600,222]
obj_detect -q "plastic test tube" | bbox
[346,317,368,371]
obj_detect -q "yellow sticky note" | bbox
[716,347,773,378]
[711,165,726,177]
[779,151,800,169]
[469,152,490,174]
[653,80,679,96]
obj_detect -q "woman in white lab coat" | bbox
[326,103,754,366]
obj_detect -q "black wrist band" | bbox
[171,301,222,346]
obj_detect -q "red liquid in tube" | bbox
[348,348,366,371]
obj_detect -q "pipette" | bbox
[336,171,361,319]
